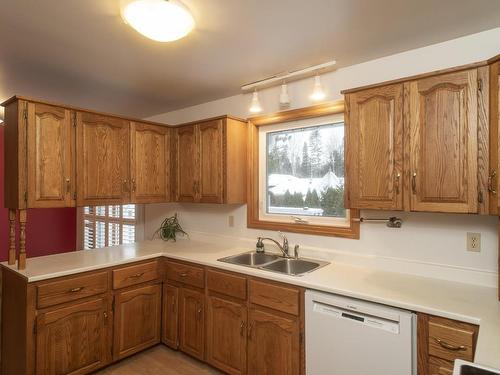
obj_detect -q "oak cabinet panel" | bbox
[198,120,224,203]
[247,307,300,375]
[35,297,109,375]
[406,69,478,213]
[162,284,179,349]
[76,112,130,206]
[27,102,74,208]
[173,125,198,202]
[113,283,162,360]
[489,60,500,214]
[206,295,247,375]
[172,116,247,204]
[130,122,170,204]
[347,84,404,210]
[179,287,205,360]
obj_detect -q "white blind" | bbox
[83,205,137,250]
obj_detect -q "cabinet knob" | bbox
[395,173,401,195]
[488,171,497,195]
[66,178,71,194]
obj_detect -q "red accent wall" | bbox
[0,126,77,261]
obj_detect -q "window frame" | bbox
[247,101,360,239]
[77,204,145,250]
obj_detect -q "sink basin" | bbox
[261,258,325,275]
[219,252,279,267]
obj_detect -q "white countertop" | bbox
[2,238,500,369]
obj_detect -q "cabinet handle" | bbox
[488,171,497,194]
[197,306,202,321]
[68,287,84,293]
[128,272,144,279]
[123,180,129,193]
[240,321,245,337]
[103,312,108,320]
[179,272,188,277]
[131,179,136,193]
[411,172,417,194]
[434,337,466,351]
[395,173,401,195]
[66,178,71,194]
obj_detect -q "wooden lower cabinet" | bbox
[206,295,247,375]
[179,287,205,360]
[247,307,300,375]
[113,283,162,360]
[162,284,179,349]
[35,297,109,375]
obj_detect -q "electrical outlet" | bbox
[228,215,234,227]
[467,232,481,252]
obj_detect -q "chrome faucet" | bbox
[256,232,291,258]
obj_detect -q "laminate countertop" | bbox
[2,238,500,369]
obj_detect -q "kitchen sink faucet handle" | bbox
[294,245,300,259]
[256,237,264,253]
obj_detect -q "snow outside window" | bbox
[258,113,350,226]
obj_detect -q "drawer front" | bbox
[429,356,453,375]
[37,272,108,309]
[207,269,247,299]
[249,279,299,315]
[428,317,476,362]
[166,260,205,289]
[113,261,160,290]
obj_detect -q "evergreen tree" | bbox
[332,147,344,177]
[300,142,311,178]
[320,186,345,217]
[305,189,321,208]
[291,192,305,207]
[267,143,280,174]
[309,128,322,177]
[283,190,293,206]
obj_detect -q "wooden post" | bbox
[8,209,16,265]
[18,209,27,270]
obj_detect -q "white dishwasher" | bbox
[305,290,416,375]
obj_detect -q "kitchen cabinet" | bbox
[76,111,130,206]
[247,307,300,375]
[130,122,170,204]
[113,283,162,360]
[172,116,247,204]
[344,67,483,213]
[35,297,109,375]
[162,284,179,349]
[489,56,500,214]
[346,84,404,210]
[179,287,205,360]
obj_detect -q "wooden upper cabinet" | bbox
[489,58,500,214]
[76,112,130,206]
[172,116,247,204]
[26,102,74,208]
[198,120,224,203]
[346,84,404,210]
[173,125,198,202]
[35,297,109,375]
[130,122,170,203]
[406,69,478,213]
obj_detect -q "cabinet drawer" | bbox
[37,272,108,309]
[429,356,453,375]
[428,316,476,362]
[166,260,205,289]
[249,279,299,315]
[113,261,160,290]
[207,269,247,299]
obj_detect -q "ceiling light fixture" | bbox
[279,83,290,108]
[249,90,262,113]
[120,0,195,42]
[310,75,326,101]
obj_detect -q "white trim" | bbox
[257,113,350,226]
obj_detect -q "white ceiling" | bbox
[0,0,499,119]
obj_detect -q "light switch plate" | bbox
[466,232,481,252]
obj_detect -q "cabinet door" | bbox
[113,283,162,360]
[347,84,404,210]
[198,120,224,203]
[162,284,179,349]
[207,295,247,375]
[173,126,197,202]
[36,298,109,375]
[130,122,170,203]
[179,287,205,360]
[27,102,74,208]
[248,308,300,375]
[406,69,478,213]
[76,112,130,206]
[490,61,500,213]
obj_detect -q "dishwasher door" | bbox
[305,290,416,375]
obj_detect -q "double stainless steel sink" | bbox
[218,251,329,276]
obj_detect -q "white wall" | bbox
[145,28,500,287]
